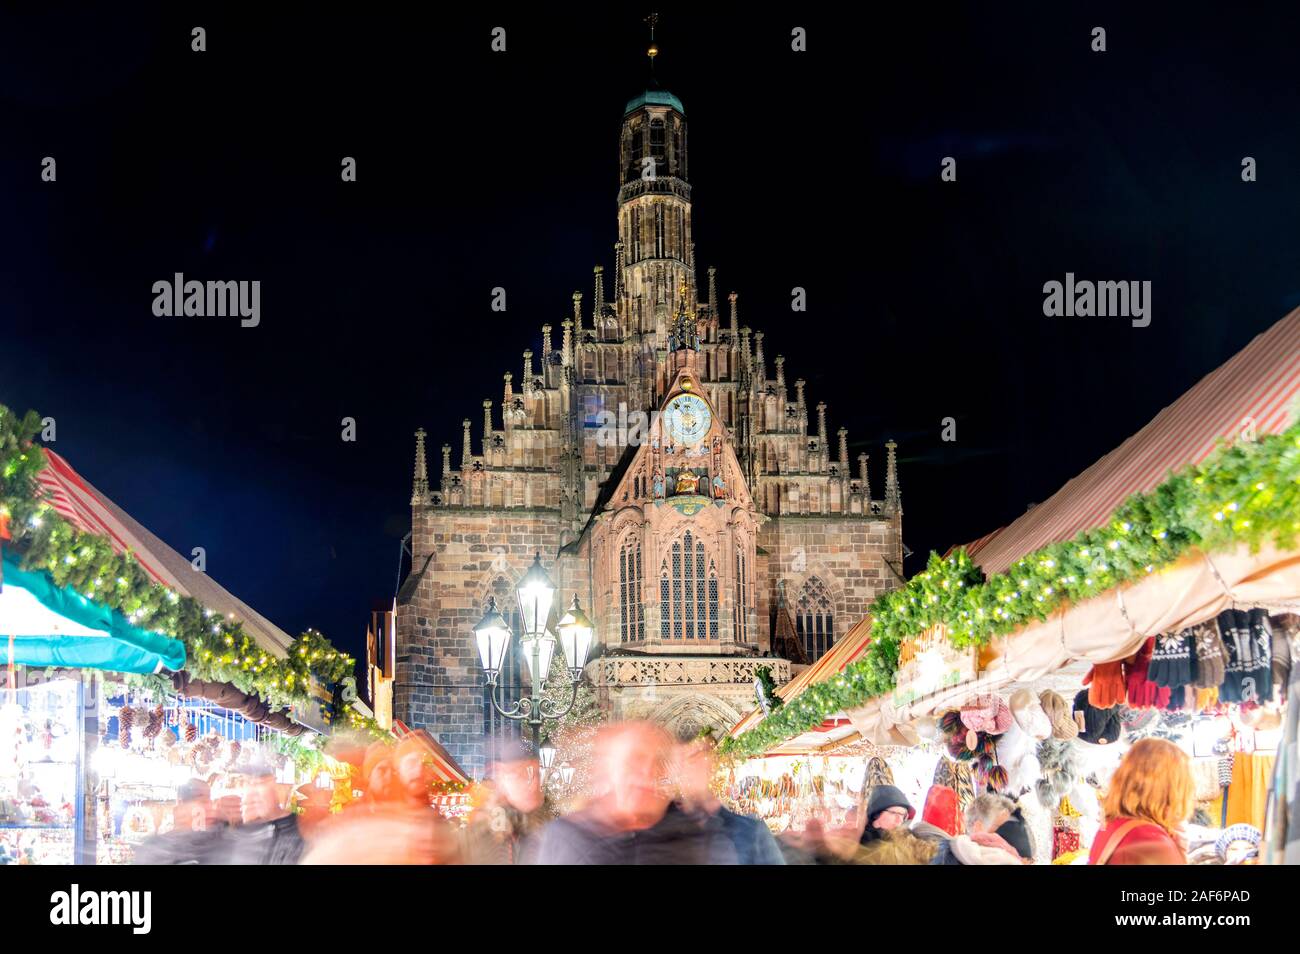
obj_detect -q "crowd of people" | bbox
[133,722,1199,865]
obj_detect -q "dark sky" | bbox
[3,6,1299,667]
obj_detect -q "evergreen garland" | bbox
[722,419,1300,758]
[0,404,386,740]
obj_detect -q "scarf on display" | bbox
[1217,608,1273,704]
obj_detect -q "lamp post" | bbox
[472,553,595,753]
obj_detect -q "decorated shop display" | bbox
[724,417,1300,760]
[0,678,80,866]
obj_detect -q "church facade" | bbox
[394,84,905,776]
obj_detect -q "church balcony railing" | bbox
[618,177,692,204]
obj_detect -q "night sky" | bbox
[3,6,1299,667]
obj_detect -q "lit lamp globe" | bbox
[559,763,576,788]
[519,630,557,684]
[538,740,557,776]
[472,596,512,685]
[516,553,556,639]
[556,595,595,678]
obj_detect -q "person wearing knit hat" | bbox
[1038,689,1079,740]
[1074,688,1121,745]
[1148,629,1197,688]
[860,784,915,844]
[1192,620,1227,688]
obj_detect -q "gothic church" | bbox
[395,71,905,775]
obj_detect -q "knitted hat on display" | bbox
[959,694,1013,749]
[1118,705,1159,739]
[1038,690,1079,740]
[1009,689,1052,740]
[1191,621,1227,688]
[1083,660,1126,709]
[1074,688,1121,745]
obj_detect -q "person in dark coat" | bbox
[134,779,226,865]
[535,722,714,864]
[671,733,784,865]
[463,737,551,865]
[220,764,306,865]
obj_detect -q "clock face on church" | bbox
[664,393,711,445]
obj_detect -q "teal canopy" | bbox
[0,551,187,674]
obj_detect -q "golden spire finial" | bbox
[645,12,660,63]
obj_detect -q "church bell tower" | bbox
[617,15,694,345]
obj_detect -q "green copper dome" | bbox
[624,89,685,116]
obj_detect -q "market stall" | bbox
[722,307,1300,864]
[2,405,380,864]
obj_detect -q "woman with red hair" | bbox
[1089,738,1194,865]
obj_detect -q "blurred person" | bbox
[134,779,224,865]
[854,827,939,864]
[931,792,1015,864]
[671,733,784,865]
[220,764,306,865]
[294,783,335,842]
[302,740,461,864]
[361,743,399,809]
[859,785,915,844]
[463,736,549,864]
[1089,737,1192,865]
[535,721,705,864]
[932,795,1033,865]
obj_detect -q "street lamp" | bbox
[538,740,557,780]
[473,553,594,752]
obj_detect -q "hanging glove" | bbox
[1126,639,1163,708]
[1084,660,1126,709]
[1193,620,1227,689]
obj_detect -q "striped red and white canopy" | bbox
[956,308,1300,576]
[34,447,296,655]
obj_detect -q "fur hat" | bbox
[1038,690,1079,740]
[1074,688,1122,745]
[1034,738,1079,808]
[1009,689,1052,740]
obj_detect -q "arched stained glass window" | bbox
[796,576,835,661]
[618,534,644,643]
[662,530,716,640]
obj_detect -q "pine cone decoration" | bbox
[118,706,135,746]
[227,740,241,764]
[143,705,163,740]
[183,717,197,743]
